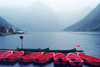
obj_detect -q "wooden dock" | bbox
[0,49,84,55]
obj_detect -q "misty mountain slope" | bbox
[0,16,13,28]
[15,2,61,31]
[0,1,94,32]
[64,3,100,31]
[0,2,61,32]
[56,7,93,28]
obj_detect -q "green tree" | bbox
[9,28,13,33]
[0,26,6,33]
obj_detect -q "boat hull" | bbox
[19,52,44,62]
[33,52,55,64]
[67,53,83,66]
[3,51,24,62]
[77,53,100,66]
[54,53,67,65]
[0,51,13,61]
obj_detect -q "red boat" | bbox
[67,53,83,66]
[77,53,100,66]
[33,52,55,64]
[3,51,24,62]
[19,52,44,62]
[54,53,67,65]
[0,51,13,61]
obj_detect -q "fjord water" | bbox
[0,32,100,67]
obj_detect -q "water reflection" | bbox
[0,61,18,67]
[0,61,97,67]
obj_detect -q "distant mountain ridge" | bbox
[0,1,94,32]
[64,3,100,32]
[17,2,61,31]
[0,2,61,32]
[0,16,22,33]
[0,16,13,28]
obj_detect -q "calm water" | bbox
[0,32,100,67]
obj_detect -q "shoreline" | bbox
[0,32,25,36]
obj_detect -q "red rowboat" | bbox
[33,52,55,64]
[3,51,24,62]
[19,52,44,62]
[0,51,13,61]
[77,53,100,66]
[54,53,67,65]
[67,53,83,66]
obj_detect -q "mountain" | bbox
[0,16,15,33]
[15,2,61,31]
[0,2,61,32]
[0,16,22,32]
[0,1,94,32]
[56,7,93,28]
[0,16,13,28]
[64,3,100,32]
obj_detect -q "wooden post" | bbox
[20,36,23,49]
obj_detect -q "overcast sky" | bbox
[0,0,100,11]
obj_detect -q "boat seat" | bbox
[71,58,76,61]
[3,55,7,57]
[45,57,49,60]
[58,58,62,61]
[14,56,19,58]
[45,57,48,58]
[35,59,39,62]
